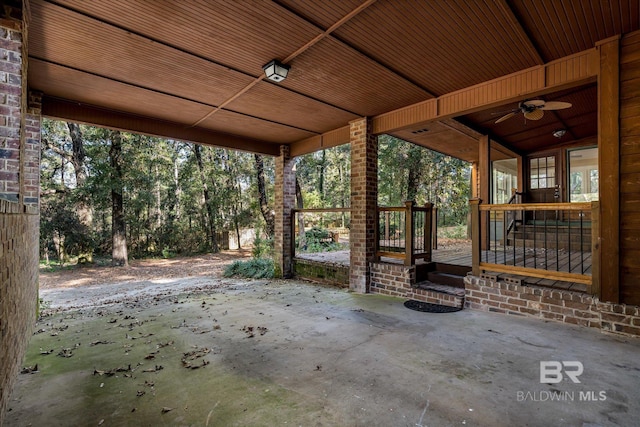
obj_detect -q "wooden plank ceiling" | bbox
[27,0,639,159]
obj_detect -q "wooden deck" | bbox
[431,243,591,292]
[297,241,591,293]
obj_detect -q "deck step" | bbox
[426,271,465,288]
[411,281,465,308]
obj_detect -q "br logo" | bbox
[540,361,584,383]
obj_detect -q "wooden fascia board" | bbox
[41,96,280,156]
[372,48,599,135]
[289,125,350,157]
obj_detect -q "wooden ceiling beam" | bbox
[42,96,281,156]
[496,0,545,65]
[372,47,598,135]
[192,0,378,127]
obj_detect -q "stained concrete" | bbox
[5,278,640,426]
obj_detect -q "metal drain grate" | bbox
[403,300,462,313]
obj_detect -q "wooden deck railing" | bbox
[291,207,351,257]
[377,201,436,266]
[470,199,600,297]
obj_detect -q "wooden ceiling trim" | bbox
[197,110,316,144]
[438,118,484,141]
[372,100,437,135]
[289,125,350,157]
[42,97,280,156]
[372,47,599,136]
[546,48,599,87]
[438,66,545,117]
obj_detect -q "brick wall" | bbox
[274,145,295,278]
[369,262,463,308]
[465,275,640,337]
[293,259,349,287]
[0,203,39,419]
[0,18,23,203]
[1,3,41,422]
[349,118,377,293]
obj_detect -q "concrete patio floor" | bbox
[6,277,640,426]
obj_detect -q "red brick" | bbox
[541,312,563,321]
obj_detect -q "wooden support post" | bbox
[424,202,433,262]
[470,198,481,276]
[478,135,490,251]
[597,36,620,303]
[404,200,415,266]
[290,209,297,260]
[432,205,438,250]
[384,211,390,241]
[591,201,601,298]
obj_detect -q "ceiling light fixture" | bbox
[262,59,290,83]
[553,129,566,138]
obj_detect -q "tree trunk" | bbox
[194,144,219,252]
[110,130,129,266]
[254,154,275,238]
[295,176,306,249]
[67,122,96,262]
[406,144,423,202]
[67,122,87,186]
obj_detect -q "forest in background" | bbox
[40,119,470,265]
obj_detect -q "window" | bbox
[529,156,555,189]
[492,158,518,204]
[568,147,598,202]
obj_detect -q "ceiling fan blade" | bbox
[540,101,572,110]
[495,112,516,124]
[524,109,544,120]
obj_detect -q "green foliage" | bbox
[223,258,275,279]
[298,226,343,253]
[252,235,274,259]
[39,119,471,266]
[438,224,468,239]
[378,135,470,226]
[40,119,275,261]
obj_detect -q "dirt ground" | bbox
[39,250,253,290]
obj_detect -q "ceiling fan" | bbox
[494,99,572,124]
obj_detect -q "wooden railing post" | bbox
[291,208,297,259]
[470,198,481,276]
[375,207,380,262]
[432,205,438,250]
[424,202,433,262]
[404,200,414,266]
[591,201,601,298]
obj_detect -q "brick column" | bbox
[274,144,295,278]
[23,91,41,208]
[1,3,41,421]
[349,117,377,293]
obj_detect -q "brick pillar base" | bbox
[274,145,295,278]
[349,118,377,293]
